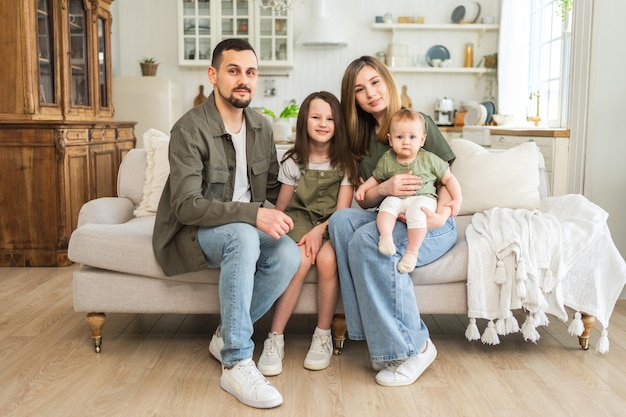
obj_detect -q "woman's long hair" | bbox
[283,91,359,187]
[340,56,402,159]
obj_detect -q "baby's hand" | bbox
[355,187,365,202]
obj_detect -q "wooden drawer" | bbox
[62,129,90,143]
[91,128,117,142]
[117,127,135,140]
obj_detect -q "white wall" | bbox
[584,0,626,296]
[110,0,500,117]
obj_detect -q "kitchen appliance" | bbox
[434,97,455,126]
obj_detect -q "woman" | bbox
[328,56,458,387]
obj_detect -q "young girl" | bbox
[257,91,358,376]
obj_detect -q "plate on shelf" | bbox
[451,5,465,23]
[462,1,481,23]
[481,100,496,124]
[426,45,450,67]
[464,104,487,126]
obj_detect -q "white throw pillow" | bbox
[450,139,541,215]
[134,129,170,217]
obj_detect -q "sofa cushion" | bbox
[134,129,170,217]
[450,139,541,215]
[69,216,217,284]
[117,149,148,205]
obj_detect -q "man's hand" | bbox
[256,207,294,239]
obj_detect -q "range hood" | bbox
[296,0,347,47]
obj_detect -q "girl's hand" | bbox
[380,172,422,197]
[297,225,325,264]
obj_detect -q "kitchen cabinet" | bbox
[0,0,136,266]
[490,133,569,197]
[371,23,499,75]
[178,0,293,68]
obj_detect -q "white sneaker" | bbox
[375,339,437,387]
[304,328,333,370]
[257,332,284,376]
[209,327,223,363]
[221,359,283,409]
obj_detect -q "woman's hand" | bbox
[422,206,448,229]
[380,171,423,197]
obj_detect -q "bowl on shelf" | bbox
[492,114,515,126]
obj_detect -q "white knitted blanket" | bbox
[465,194,626,353]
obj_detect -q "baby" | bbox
[355,109,462,273]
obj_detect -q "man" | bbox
[153,38,300,409]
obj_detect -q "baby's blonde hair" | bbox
[390,108,426,133]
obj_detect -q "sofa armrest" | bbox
[77,197,136,227]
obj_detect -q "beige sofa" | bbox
[69,142,596,354]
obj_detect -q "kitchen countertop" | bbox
[439,126,570,138]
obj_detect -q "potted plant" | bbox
[262,102,299,142]
[139,57,159,76]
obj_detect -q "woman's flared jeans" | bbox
[329,209,457,362]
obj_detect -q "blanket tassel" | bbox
[481,320,500,345]
[521,315,540,343]
[494,260,506,284]
[465,318,481,341]
[495,318,507,335]
[596,328,609,354]
[506,316,520,334]
[567,311,584,336]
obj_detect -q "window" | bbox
[498,0,571,128]
[527,0,571,127]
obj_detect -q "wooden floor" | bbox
[1,265,626,417]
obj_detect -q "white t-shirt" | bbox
[228,124,251,202]
[278,157,351,187]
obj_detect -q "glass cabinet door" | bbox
[179,0,213,65]
[36,0,56,105]
[256,4,292,66]
[97,15,110,110]
[68,0,90,107]
[220,0,251,42]
[177,0,293,67]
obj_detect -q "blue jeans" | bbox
[197,223,300,367]
[328,209,457,362]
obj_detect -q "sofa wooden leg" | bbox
[331,314,347,355]
[579,313,596,350]
[86,313,106,353]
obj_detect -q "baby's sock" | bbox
[378,234,396,255]
[398,253,418,273]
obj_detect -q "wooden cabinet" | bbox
[178,0,293,68]
[0,0,136,266]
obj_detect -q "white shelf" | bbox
[371,23,500,32]
[372,22,499,49]
[389,67,493,74]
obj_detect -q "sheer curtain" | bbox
[498,0,530,122]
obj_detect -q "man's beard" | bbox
[217,85,251,108]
